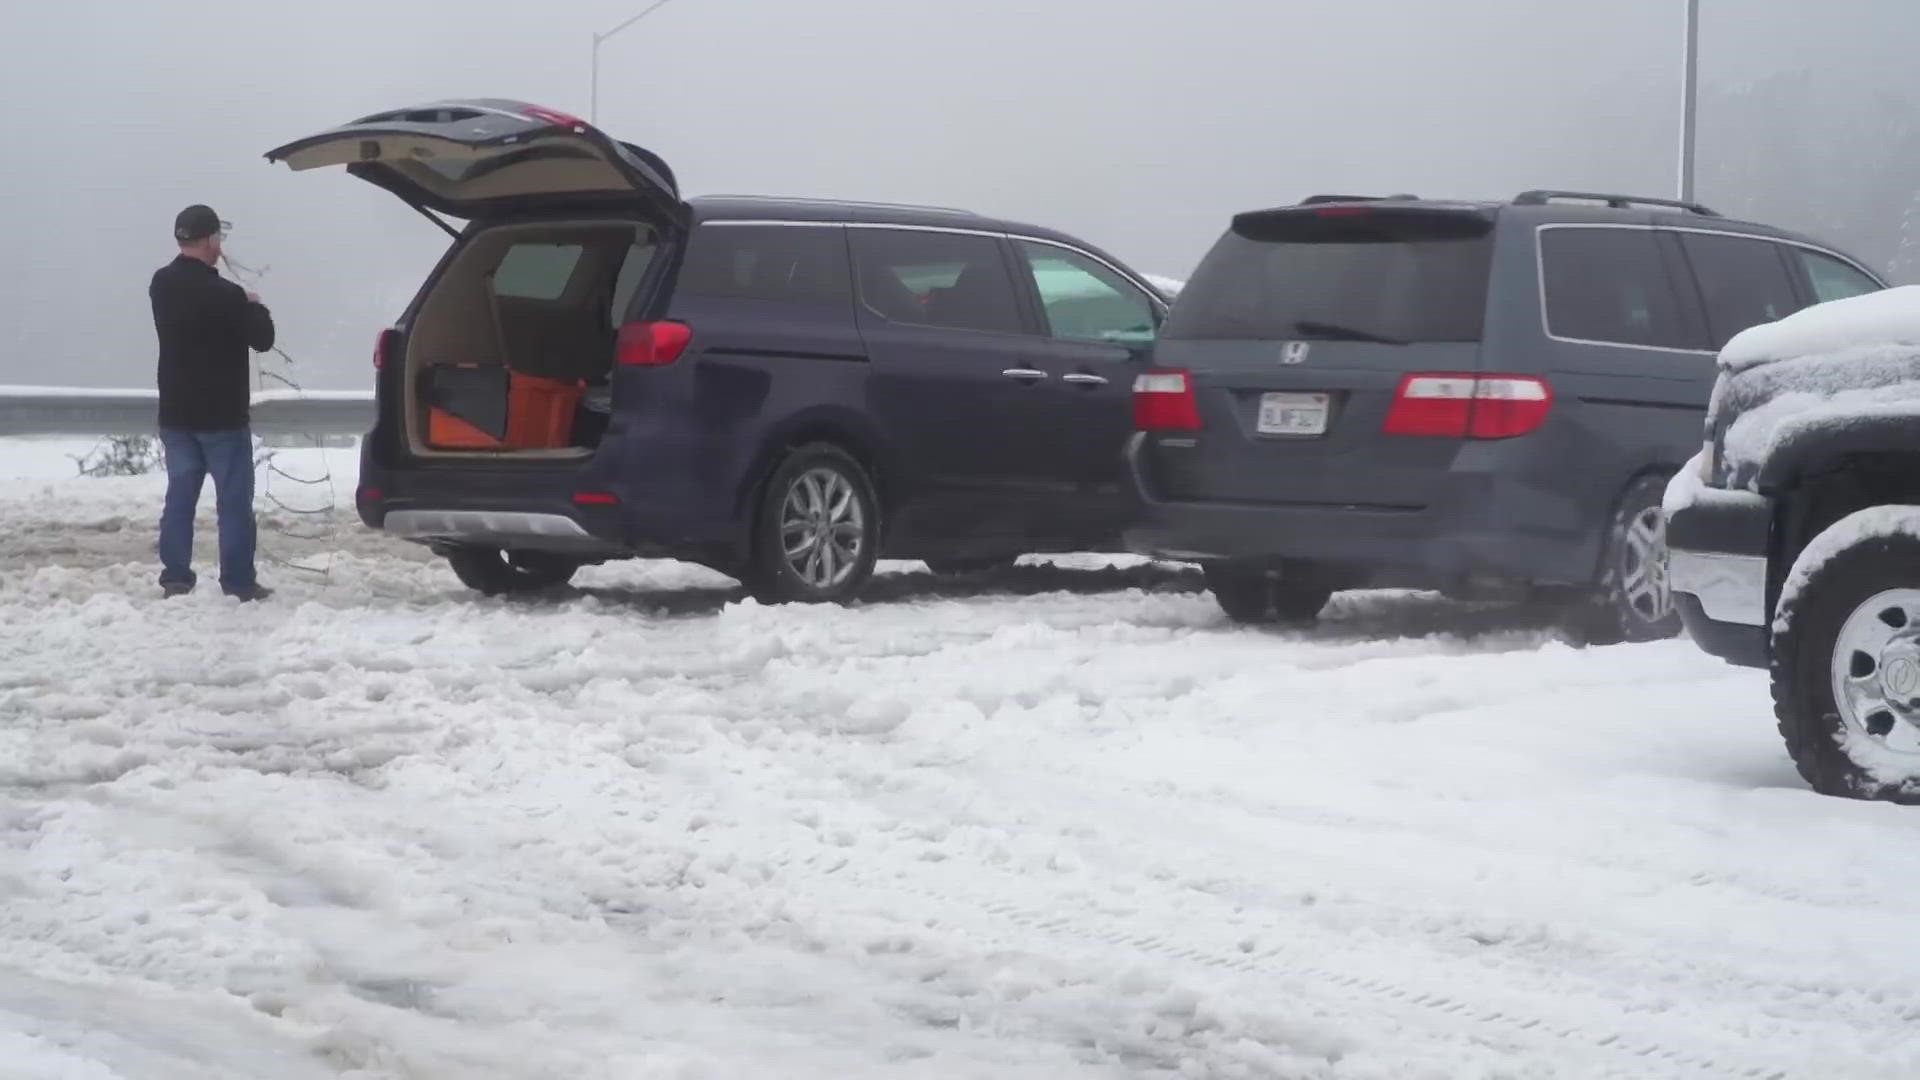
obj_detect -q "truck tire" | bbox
[1773,529,1920,804]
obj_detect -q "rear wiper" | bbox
[1291,320,1405,346]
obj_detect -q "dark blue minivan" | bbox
[267,98,1169,601]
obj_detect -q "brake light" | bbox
[1133,369,1201,431]
[373,329,389,370]
[572,491,619,506]
[356,485,382,504]
[1383,373,1552,439]
[615,321,693,367]
[523,105,587,130]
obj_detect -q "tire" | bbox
[445,547,579,596]
[1204,564,1333,626]
[745,443,880,604]
[1568,474,1683,645]
[1772,530,1920,804]
[924,555,1017,576]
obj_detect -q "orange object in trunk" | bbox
[427,408,505,449]
[503,373,585,449]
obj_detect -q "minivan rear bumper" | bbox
[354,447,736,562]
[1120,434,1593,588]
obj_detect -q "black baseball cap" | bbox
[174,205,230,243]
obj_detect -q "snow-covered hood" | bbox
[1706,287,1920,490]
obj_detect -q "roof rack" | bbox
[1513,189,1719,217]
[702,194,981,217]
[1299,193,1420,205]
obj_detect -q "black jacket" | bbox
[151,255,276,431]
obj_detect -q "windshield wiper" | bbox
[1291,320,1405,346]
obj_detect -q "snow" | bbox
[1719,284,1920,373]
[5,439,1920,1078]
[1660,448,1710,517]
[1144,274,1185,298]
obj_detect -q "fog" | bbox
[2,0,1915,390]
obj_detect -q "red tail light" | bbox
[373,329,390,370]
[1133,369,1202,431]
[572,491,619,506]
[616,321,693,367]
[1383,373,1552,439]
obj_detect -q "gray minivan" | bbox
[1124,190,1887,641]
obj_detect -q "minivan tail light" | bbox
[1133,369,1201,431]
[373,329,391,370]
[1383,373,1552,439]
[616,321,693,367]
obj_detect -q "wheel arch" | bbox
[734,406,895,520]
[1768,442,1920,605]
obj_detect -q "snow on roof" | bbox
[1720,285,1920,373]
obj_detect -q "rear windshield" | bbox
[1163,212,1494,343]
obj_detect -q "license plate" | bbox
[1256,392,1330,436]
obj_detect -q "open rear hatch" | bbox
[264,98,685,227]
[265,99,687,461]
[1147,201,1502,509]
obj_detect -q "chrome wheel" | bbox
[779,467,866,589]
[1618,506,1673,625]
[1829,588,1920,756]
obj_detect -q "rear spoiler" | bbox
[1231,202,1496,243]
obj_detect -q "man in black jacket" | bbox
[151,205,277,601]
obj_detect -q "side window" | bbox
[1792,248,1883,305]
[849,228,1025,335]
[609,234,662,328]
[1679,233,1802,348]
[676,224,852,305]
[1539,227,1698,349]
[492,243,584,301]
[1015,239,1156,346]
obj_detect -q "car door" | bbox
[849,226,1058,543]
[1007,237,1164,544]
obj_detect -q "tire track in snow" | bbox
[811,861,1802,1079]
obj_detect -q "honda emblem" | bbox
[1280,341,1311,365]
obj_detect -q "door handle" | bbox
[1062,372,1109,387]
[1001,368,1049,382]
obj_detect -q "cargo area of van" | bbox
[402,220,663,459]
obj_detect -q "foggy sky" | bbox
[2,0,1915,390]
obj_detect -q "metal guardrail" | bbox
[0,387,375,437]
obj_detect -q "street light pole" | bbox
[590,0,684,125]
[1679,0,1700,203]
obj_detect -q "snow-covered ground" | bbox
[4,438,1920,1079]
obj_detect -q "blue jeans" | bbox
[158,428,257,594]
